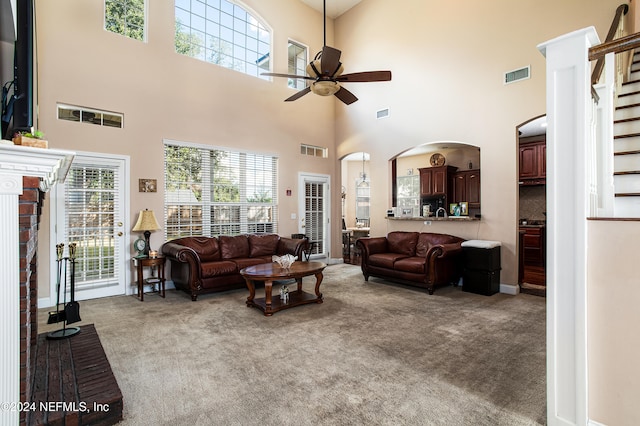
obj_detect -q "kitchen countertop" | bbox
[387,216,480,222]
[519,219,546,227]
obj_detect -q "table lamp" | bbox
[132,209,161,256]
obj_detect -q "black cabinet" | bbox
[462,242,501,296]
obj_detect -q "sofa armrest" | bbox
[426,242,463,260]
[356,237,387,257]
[277,237,307,259]
[426,242,464,285]
[162,242,203,293]
[162,242,200,264]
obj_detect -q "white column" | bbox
[0,145,74,426]
[0,173,22,426]
[538,27,600,426]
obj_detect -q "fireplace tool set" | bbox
[46,242,82,340]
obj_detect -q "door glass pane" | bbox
[65,165,119,288]
[304,182,324,254]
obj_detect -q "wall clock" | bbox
[430,153,446,167]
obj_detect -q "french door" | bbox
[298,173,331,259]
[50,153,129,303]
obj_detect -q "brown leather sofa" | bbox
[356,231,465,294]
[162,234,307,300]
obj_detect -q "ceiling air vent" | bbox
[376,108,390,119]
[504,66,530,85]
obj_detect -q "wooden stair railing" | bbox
[590,3,630,86]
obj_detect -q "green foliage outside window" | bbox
[175,20,201,57]
[105,0,145,41]
[164,144,278,239]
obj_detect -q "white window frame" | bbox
[174,0,272,79]
[163,139,278,240]
[288,40,308,89]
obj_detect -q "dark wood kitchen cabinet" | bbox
[451,169,480,208]
[519,140,546,184]
[521,226,545,266]
[419,166,457,197]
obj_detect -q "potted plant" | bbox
[12,129,48,148]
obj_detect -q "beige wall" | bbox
[334,0,622,285]
[30,0,639,423]
[587,220,640,426]
[34,0,342,296]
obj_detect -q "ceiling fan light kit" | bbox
[262,0,391,105]
[311,80,341,96]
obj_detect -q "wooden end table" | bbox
[240,261,326,316]
[133,255,166,301]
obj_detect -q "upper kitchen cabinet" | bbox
[419,166,457,197]
[451,169,480,208]
[519,136,546,185]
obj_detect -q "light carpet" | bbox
[38,263,546,425]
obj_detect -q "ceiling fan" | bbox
[262,0,391,105]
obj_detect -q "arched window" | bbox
[175,0,271,78]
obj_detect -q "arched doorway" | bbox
[517,115,547,296]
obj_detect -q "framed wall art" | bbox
[139,179,157,193]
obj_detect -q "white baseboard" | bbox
[500,283,519,295]
[38,281,178,308]
[38,296,53,309]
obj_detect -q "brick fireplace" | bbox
[18,176,44,421]
[0,145,74,425]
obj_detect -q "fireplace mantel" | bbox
[0,144,75,424]
[0,143,74,191]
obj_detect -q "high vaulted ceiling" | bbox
[298,0,362,18]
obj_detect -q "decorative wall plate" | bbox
[430,153,445,167]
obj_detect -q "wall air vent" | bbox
[504,66,530,85]
[376,108,390,119]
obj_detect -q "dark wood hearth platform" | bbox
[28,324,123,426]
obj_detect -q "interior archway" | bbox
[516,114,547,296]
[390,142,481,218]
[340,152,370,263]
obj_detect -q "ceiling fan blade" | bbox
[336,71,392,82]
[334,87,358,105]
[262,72,315,80]
[320,46,342,76]
[284,86,312,102]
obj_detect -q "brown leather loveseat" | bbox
[162,234,307,301]
[356,231,465,294]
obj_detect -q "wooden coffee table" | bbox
[240,261,326,316]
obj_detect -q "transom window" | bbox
[105,0,146,41]
[163,141,278,239]
[174,0,271,78]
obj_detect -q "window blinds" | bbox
[164,141,278,239]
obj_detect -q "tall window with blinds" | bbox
[164,142,278,239]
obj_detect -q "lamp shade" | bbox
[132,209,161,232]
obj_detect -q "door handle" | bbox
[117,231,123,237]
